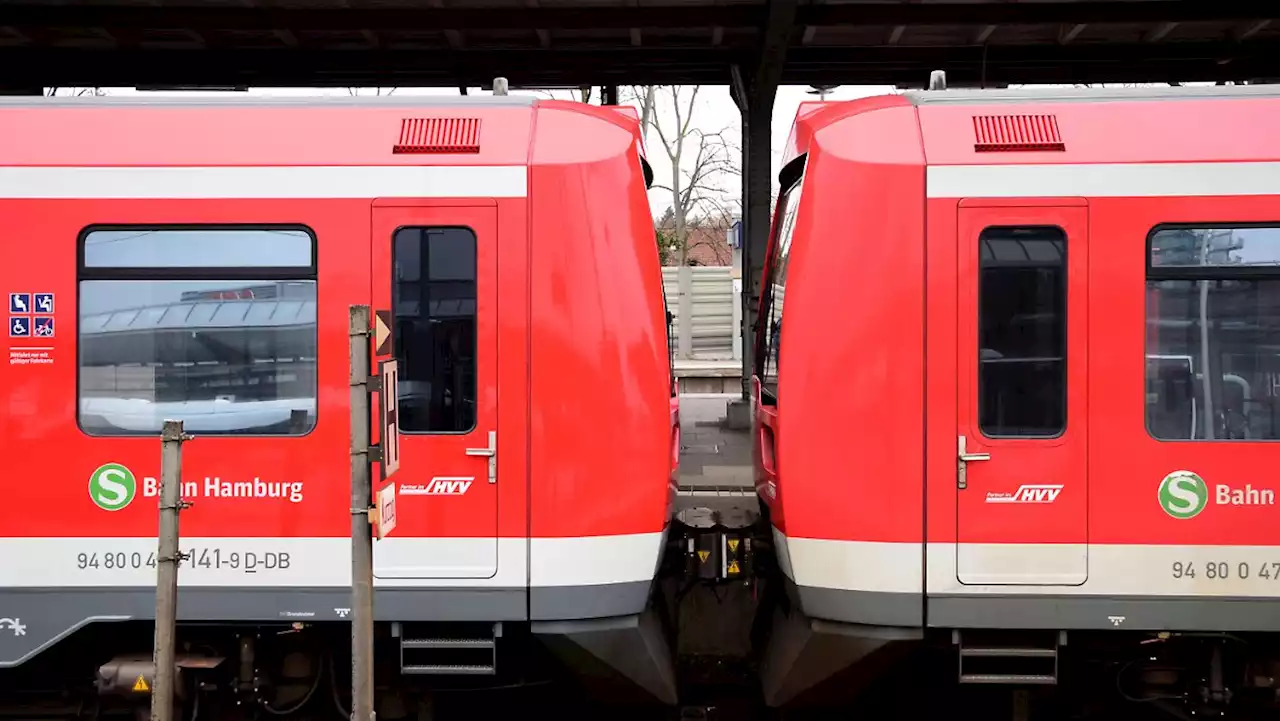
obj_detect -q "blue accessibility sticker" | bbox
[8,293,30,315]
[9,316,30,338]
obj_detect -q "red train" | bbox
[752,84,1280,716]
[0,92,680,711]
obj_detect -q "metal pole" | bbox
[152,419,190,721]
[349,305,375,721]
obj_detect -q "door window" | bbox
[391,227,477,434]
[978,226,1067,438]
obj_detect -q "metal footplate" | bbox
[954,630,1064,685]
[393,622,500,676]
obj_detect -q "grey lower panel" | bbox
[529,580,651,621]
[0,586,531,668]
[760,578,922,708]
[930,594,1280,632]
[531,610,677,705]
[795,586,922,627]
[0,581,654,668]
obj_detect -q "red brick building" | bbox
[660,224,734,266]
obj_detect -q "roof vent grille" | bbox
[973,114,1064,152]
[393,117,481,154]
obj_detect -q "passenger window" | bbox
[1146,225,1280,441]
[977,226,1067,438]
[392,227,477,434]
[77,226,318,436]
[756,178,802,400]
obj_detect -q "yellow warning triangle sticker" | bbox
[727,560,740,574]
[728,539,739,553]
[697,550,710,563]
[132,675,150,693]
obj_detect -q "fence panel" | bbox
[662,266,739,360]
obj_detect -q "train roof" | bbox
[81,298,317,336]
[782,84,1280,174]
[0,93,648,171]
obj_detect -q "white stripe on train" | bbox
[0,533,662,588]
[927,161,1280,198]
[6,162,1274,201]
[0,165,528,199]
[773,530,1280,598]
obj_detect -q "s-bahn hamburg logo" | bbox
[1158,470,1275,519]
[89,463,138,511]
[88,463,308,510]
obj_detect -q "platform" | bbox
[673,358,743,395]
[677,393,753,490]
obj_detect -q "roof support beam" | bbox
[525,0,551,48]
[734,0,797,404]
[1059,23,1087,44]
[1144,21,1178,43]
[1235,19,1270,40]
[0,4,1268,33]
[3,38,1279,87]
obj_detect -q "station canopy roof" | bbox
[0,1,1278,89]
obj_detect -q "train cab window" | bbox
[978,226,1067,438]
[77,227,318,437]
[756,179,802,401]
[392,227,477,434]
[1146,225,1280,441]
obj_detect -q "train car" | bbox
[752,83,1280,717]
[0,89,680,714]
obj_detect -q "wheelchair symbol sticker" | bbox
[9,317,30,337]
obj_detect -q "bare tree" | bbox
[633,85,738,266]
[622,85,657,145]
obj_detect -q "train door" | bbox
[955,202,1089,585]
[371,202,499,579]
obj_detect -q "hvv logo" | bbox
[985,484,1063,504]
[401,477,474,496]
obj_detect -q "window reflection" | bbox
[1147,226,1280,441]
[84,228,313,268]
[1151,227,1280,268]
[77,228,318,436]
[1147,228,1280,441]
[759,179,801,399]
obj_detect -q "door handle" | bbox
[465,430,497,484]
[957,435,990,490]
